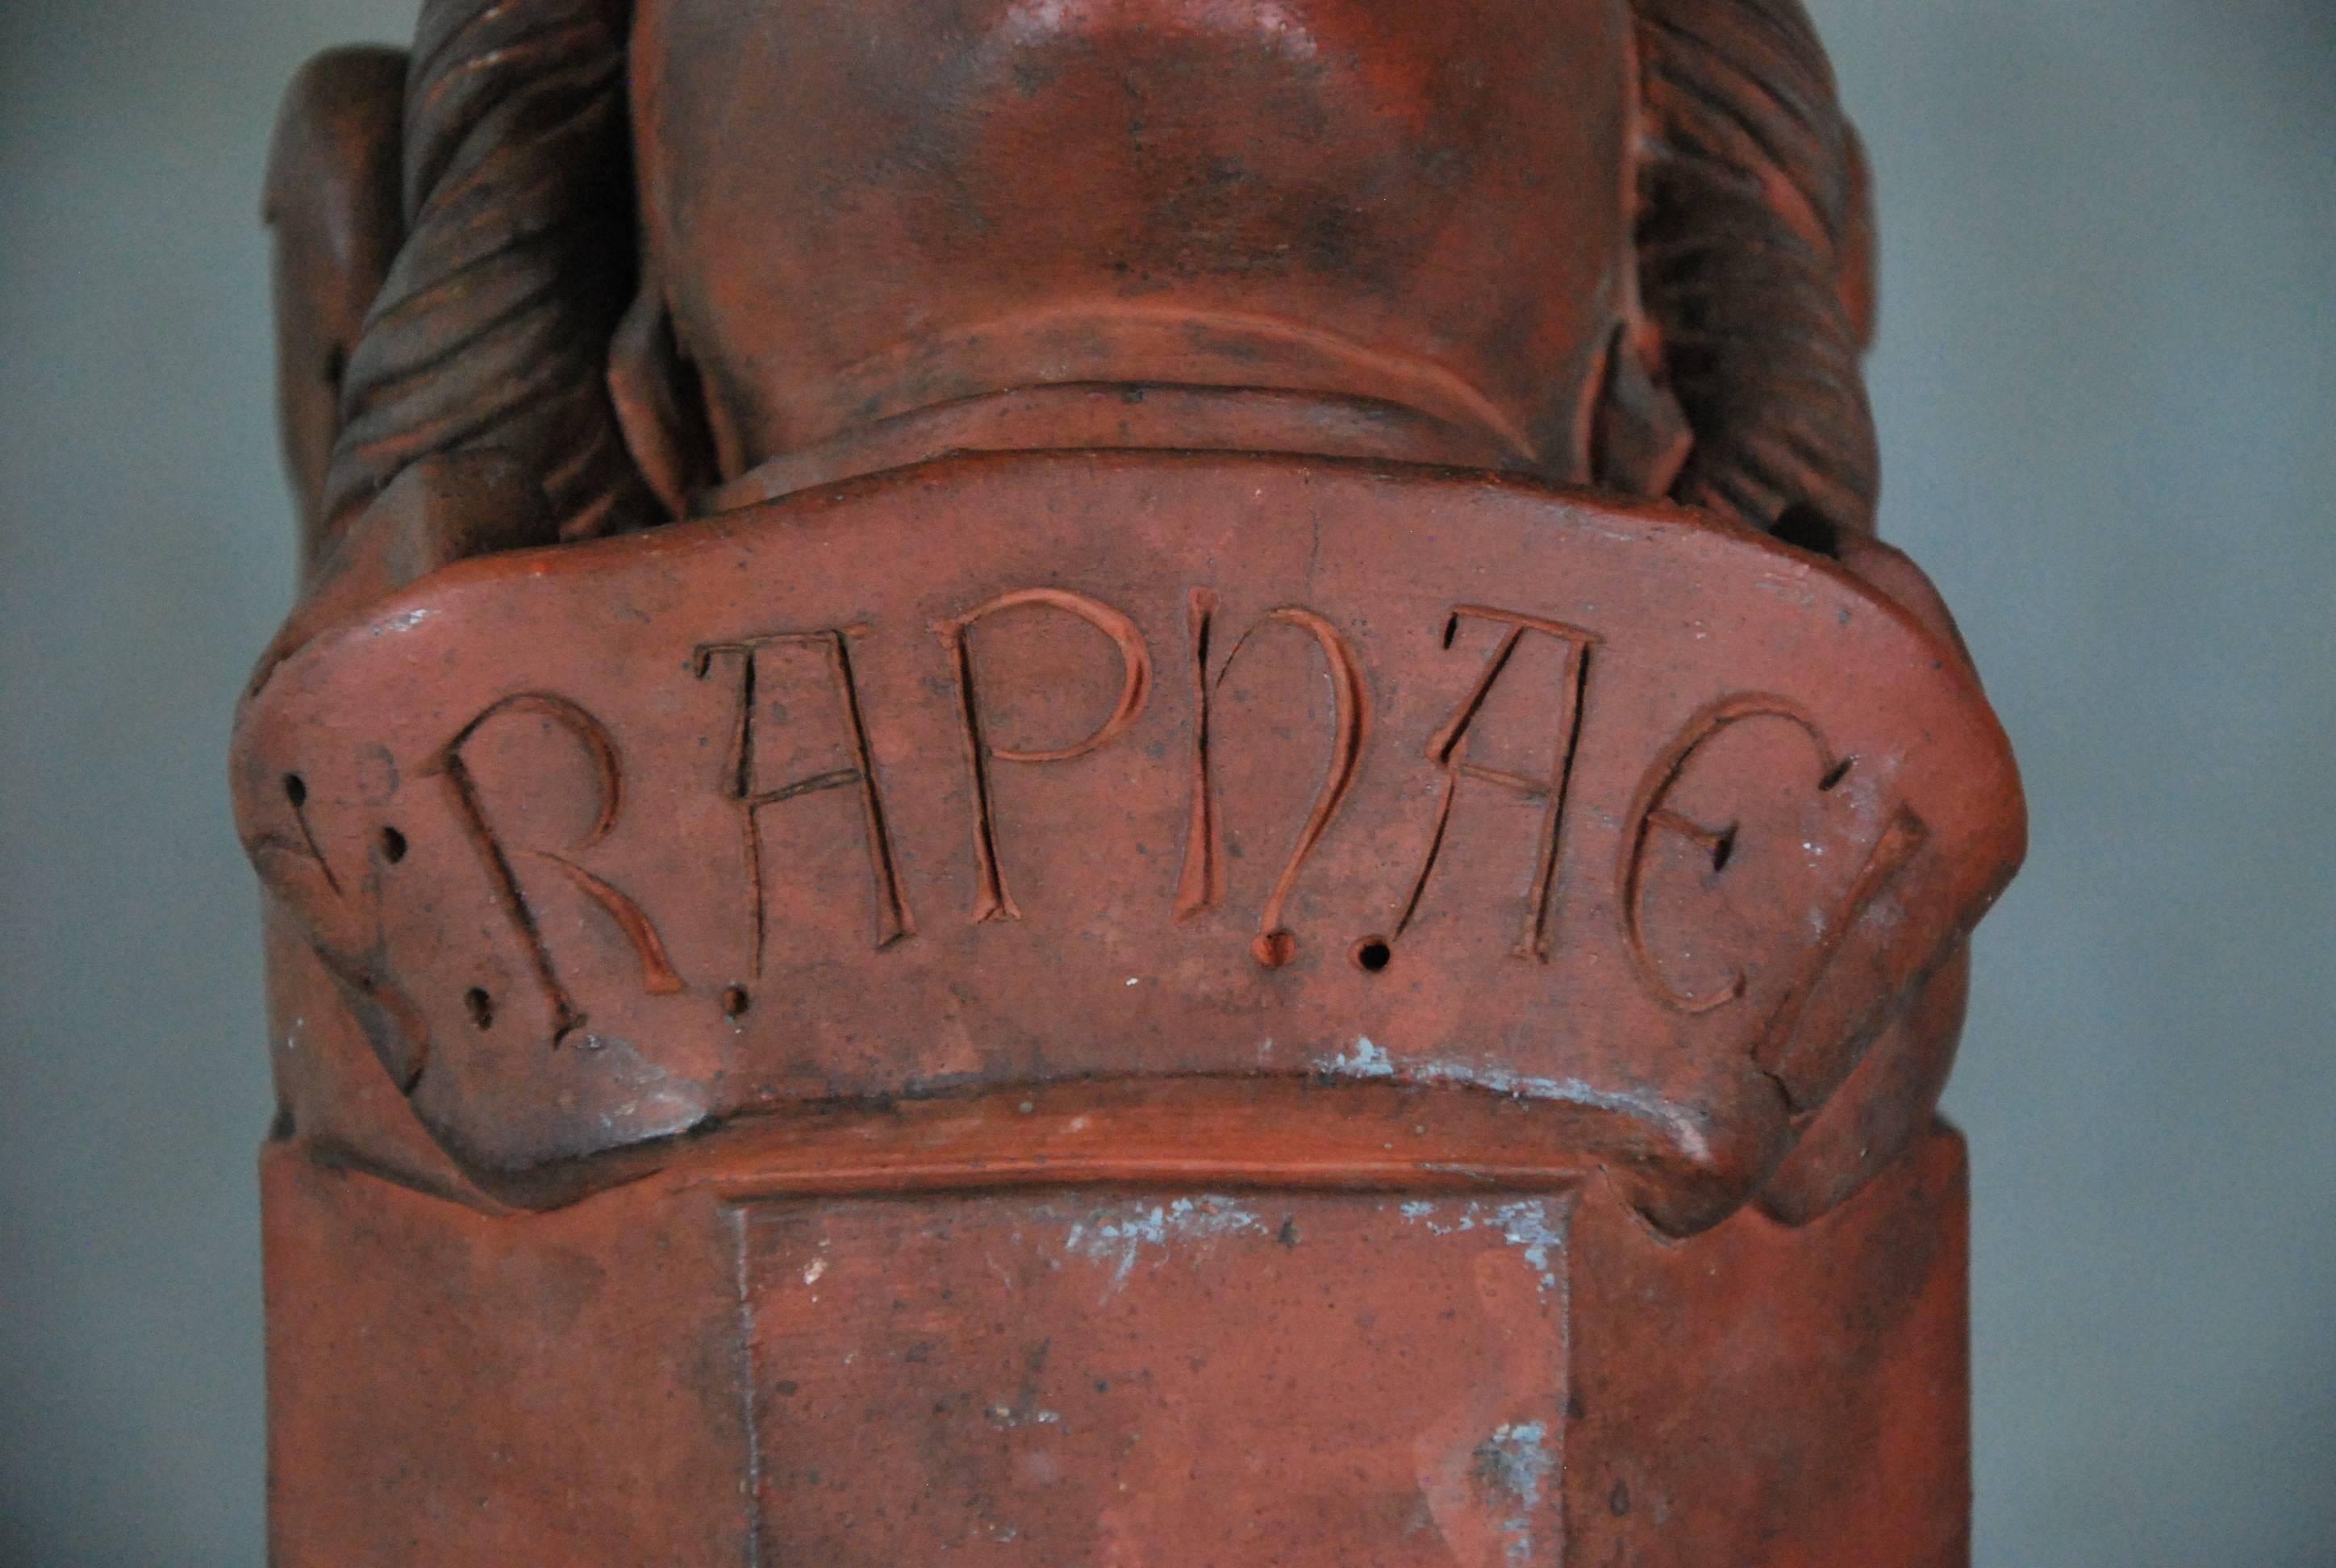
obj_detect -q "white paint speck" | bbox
[1312,1049,1715,1168]
[1066,1196,1265,1289]
[1324,1036,1395,1078]
[1399,1199,1571,1292]
[1476,1420,1556,1566]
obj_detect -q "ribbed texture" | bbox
[323,0,649,541]
[1633,0,1880,538]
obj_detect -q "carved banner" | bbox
[235,453,2022,1222]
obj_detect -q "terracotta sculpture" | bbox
[242,2,2023,1562]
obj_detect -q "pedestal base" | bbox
[264,1124,1967,1565]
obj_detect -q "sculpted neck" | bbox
[695,309,1540,512]
[634,0,1635,510]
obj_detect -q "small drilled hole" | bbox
[284,774,307,807]
[1819,757,1855,793]
[464,987,494,1031]
[380,827,408,863]
[1352,937,1393,974]
[1252,929,1299,969]
[722,985,751,1019]
[1711,826,1738,874]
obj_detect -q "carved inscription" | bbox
[439,693,682,1041]
[257,766,438,1085]
[1393,607,1596,960]
[695,629,916,967]
[281,770,342,897]
[935,588,1153,924]
[1175,590,1222,924]
[264,582,1955,1054]
[1618,694,1925,1023]
[1176,594,1370,967]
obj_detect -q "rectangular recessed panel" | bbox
[736,1191,1574,1565]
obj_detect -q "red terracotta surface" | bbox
[238,456,2018,1236]
[264,1123,1967,1565]
[248,1,2021,1559]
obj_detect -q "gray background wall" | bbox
[2,2,2330,1562]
